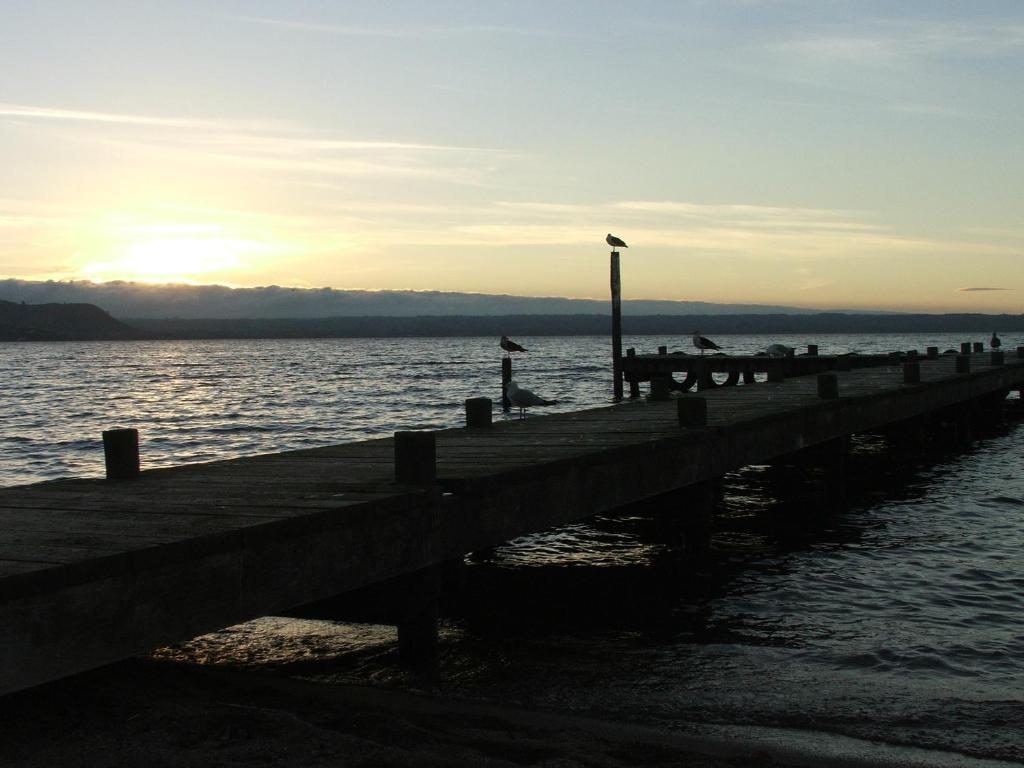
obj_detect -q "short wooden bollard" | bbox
[677,397,708,428]
[902,361,921,384]
[991,350,1005,366]
[955,354,971,373]
[973,342,984,353]
[501,357,512,412]
[926,346,939,360]
[658,345,667,355]
[465,397,492,428]
[817,372,839,399]
[626,348,641,399]
[648,376,671,401]
[1018,346,1024,358]
[807,344,819,356]
[102,428,139,480]
[960,342,972,354]
[394,431,436,485]
[767,360,785,382]
[906,349,919,360]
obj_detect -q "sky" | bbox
[1,0,1023,313]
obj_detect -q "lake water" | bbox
[2,334,1022,765]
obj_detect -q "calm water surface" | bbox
[2,334,1022,763]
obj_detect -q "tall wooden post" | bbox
[610,250,623,400]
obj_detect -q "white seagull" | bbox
[692,331,721,356]
[506,379,556,419]
[606,233,628,249]
[500,335,527,356]
[991,332,1001,349]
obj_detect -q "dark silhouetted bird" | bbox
[991,332,1001,349]
[506,379,556,419]
[692,331,721,355]
[500,336,526,356]
[606,233,627,249]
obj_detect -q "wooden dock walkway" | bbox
[2,350,1023,695]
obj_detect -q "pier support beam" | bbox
[818,437,848,510]
[681,480,716,557]
[392,564,442,677]
[887,414,930,463]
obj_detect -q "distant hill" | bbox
[0,279,816,319]
[0,300,137,341]
[126,312,1024,339]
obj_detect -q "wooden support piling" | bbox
[973,342,984,353]
[807,344,819,356]
[102,428,139,480]
[658,345,667,355]
[681,480,715,557]
[961,342,972,354]
[819,437,848,509]
[393,565,441,676]
[927,346,939,360]
[394,431,436,485]
[611,251,623,401]
[465,398,492,428]
[1018,346,1024,358]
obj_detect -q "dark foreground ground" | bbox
[0,659,802,768]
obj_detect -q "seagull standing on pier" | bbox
[991,332,1002,349]
[692,331,721,356]
[506,379,556,419]
[500,336,527,357]
[606,233,628,249]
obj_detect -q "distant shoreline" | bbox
[3,298,1024,342]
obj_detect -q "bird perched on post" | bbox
[991,332,1001,349]
[500,336,526,356]
[692,331,721,356]
[505,379,556,419]
[606,233,627,249]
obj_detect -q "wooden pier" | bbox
[1,348,1023,695]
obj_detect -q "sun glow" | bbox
[78,231,278,284]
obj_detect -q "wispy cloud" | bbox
[959,286,1012,292]
[0,103,206,129]
[774,20,1024,65]
[241,16,572,40]
[0,102,506,185]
